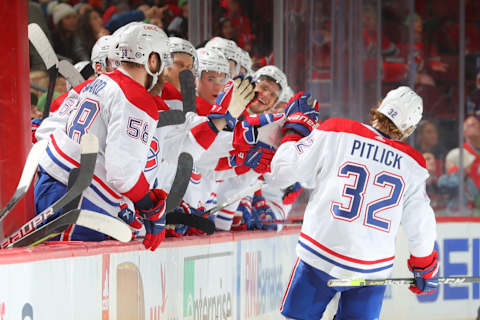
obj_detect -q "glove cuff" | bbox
[408,250,438,270]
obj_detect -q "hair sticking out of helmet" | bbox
[111,22,171,91]
[196,47,230,77]
[169,37,199,74]
[376,86,423,139]
[253,65,288,99]
[205,36,241,76]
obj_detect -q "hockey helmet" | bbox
[91,35,113,73]
[168,37,199,74]
[377,86,423,138]
[238,48,252,76]
[111,22,171,90]
[196,47,230,78]
[205,37,241,76]
[253,65,288,99]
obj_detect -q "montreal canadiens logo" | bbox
[190,165,202,184]
[145,137,160,172]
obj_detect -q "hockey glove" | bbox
[282,182,303,205]
[282,91,319,143]
[207,75,256,129]
[31,118,43,144]
[118,203,142,239]
[408,250,439,295]
[134,189,168,251]
[252,190,277,230]
[230,113,284,174]
[231,196,252,231]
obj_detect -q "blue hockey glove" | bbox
[282,91,319,143]
[408,250,439,295]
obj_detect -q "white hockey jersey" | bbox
[38,68,159,214]
[270,118,437,280]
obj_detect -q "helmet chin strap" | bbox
[144,58,164,91]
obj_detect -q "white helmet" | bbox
[278,86,294,103]
[205,37,241,76]
[91,35,113,73]
[238,48,252,75]
[253,65,288,99]
[111,22,171,90]
[168,37,198,74]
[377,86,423,139]
[196,47,230,77]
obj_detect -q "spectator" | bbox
[50,2,89,63]
[415,120,447,175]
[167,0,188,38]
[29,0,52,71]
[77,8,109,55]
[217,17,234,40]
[220,0,251,49]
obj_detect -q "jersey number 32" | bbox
[330,161,405,233]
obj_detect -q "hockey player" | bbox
[162,37,198,110]
[272,87,438,319]
[35,23,172,250]
[195,47,231,114]
[249,65,288,114]
[205,36,242,78]
[238,48,253,76]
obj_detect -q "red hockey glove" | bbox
[134,189,168,251]
[282,182,303,205]
[408,250,439,295]
[282,91,319,143]
[230,113,284,174]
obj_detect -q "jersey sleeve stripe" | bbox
[121,172,150,203]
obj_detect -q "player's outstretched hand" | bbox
[230,113,284,174]
[407,250,439,295]
[207,75,256,129]
[282,91,319,143]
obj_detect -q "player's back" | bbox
[297,118,431,280]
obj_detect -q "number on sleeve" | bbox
[67,98,100,142]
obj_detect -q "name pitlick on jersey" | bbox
[350,139,402,170]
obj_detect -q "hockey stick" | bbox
[157,69,196,127]
[165,152,194,213]
[0,134,98,249]
[28,23,58,119]
[0,140,49,225]
[327,276,480,287]
[9,209,132,247]
[58,60,85,87]
[205,180,264,216]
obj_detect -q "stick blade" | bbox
[157,110,185,127]
[165,152,194,212]
[179,69,196,114]
[28,23,58,70]
[0,140,48,223]
[75,210,132,242]
[58,60,85,87]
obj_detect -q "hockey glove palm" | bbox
[282,91,319,143]
[208,75,256,129]
[408,250,439,295]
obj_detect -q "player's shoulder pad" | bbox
[317,118,426,168]
[104,70,159,120]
